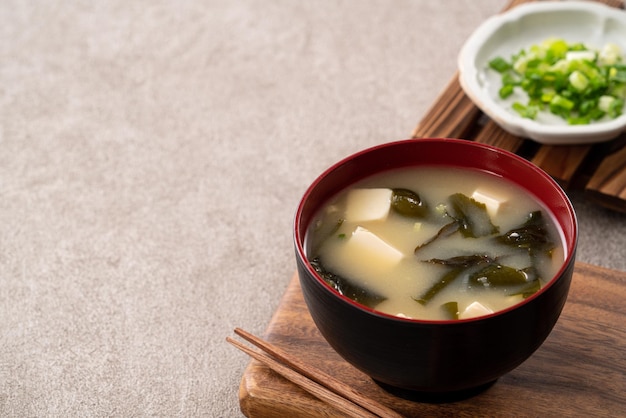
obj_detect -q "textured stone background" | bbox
[1,0,624,416]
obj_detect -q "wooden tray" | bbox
[411,0,626,213]
[238,262,625,417]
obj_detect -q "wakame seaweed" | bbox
[469,264,538,288]
[425,255,496,269]
[412,206,553,305]
[309,257,387,308]
[496,210,556,257]
[416,255,542,305]
[415,255,494,305]
[508,277,542,299]
[391,188,429,218]
[448,193,499,238]
[413,268,464,306]
[440,301,459,320]
[414,220,459,253]
[414,193,498,253]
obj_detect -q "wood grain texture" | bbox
[585,144,626,212]
[238,263,626,417]
[473,119,525,153]
[530,144,592,189]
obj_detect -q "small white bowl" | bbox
[458,1,626,145]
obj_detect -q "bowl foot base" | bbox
[373,378,497,404]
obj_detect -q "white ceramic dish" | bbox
[458,1,626,145]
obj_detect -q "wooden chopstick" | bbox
[226,336,381,418]
[227,328,404,418]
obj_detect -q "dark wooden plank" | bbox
[530,144,593,189]
[473,119,526,153]
[584,142,626,212]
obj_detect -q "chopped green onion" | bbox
[568,70,589,91]
[599,95,624,118]
[512,102,538,119]
[499,84,514,99]
[550,95,575,118]
[488,56,511,73]
[488,38,626,124]
[598,95,615,112]
[567,116,590,125]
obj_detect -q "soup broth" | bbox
[306,166,565,321]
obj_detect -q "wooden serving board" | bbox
[237,262,626,417]
[411,0,626,213]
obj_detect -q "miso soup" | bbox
[306,166,565,321]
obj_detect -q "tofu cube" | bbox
[459,301,494,320]
[325,226,404,293]
[349,226,404,265]
[471,189,506,217]
[345,188,392,222]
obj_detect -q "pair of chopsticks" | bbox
[227,328,404,418]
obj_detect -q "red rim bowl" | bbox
[294,138,578,394]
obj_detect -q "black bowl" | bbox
[294,138,577,394]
